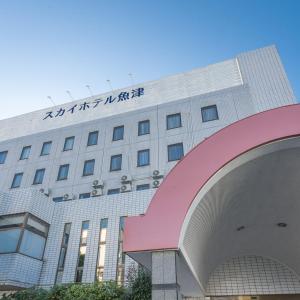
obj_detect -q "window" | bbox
[0,151,8,164]
[168,143,184,162]
[57,164,69,181]
[138,120,150,136]
[87,131,98,146]
[53,197,64,203]
[112,126,124,141]
[11,173,23,188]
[0,228,21,253]
[40,141,52,156]
[75,221,89,283]
[0,213,49,260]
[110,154,122,171]
[167,113,182,130]
[79,193,91,199]
[82,159,95,176]
[63,136,75,151]
[107,188,120,195]
[20,146,31,160]
[201,105,219,122]
[137,149,150,167]
[96,218,108,282]
[56,223,71,283]
[136,184,150,191]
[116,216,126,285]
[33,168,45,185]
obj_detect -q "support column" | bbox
[152,250,182,300]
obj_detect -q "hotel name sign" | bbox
[43,87,145,120]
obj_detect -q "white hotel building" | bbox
[0,45,299,299]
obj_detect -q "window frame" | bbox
[0,212,49,260]
[137,149,150,167]
[201,104,219,122]
[63,136,75,151]
[32,168,45,185]
[112,126,124,141]
[95,218,108,282]
[107,188,120,195]
[11,172,23,189]
[57,164,70,181]
[20,146,31,160]
[138,120,150,136]
[40,141,52,156]
[82,159,95,176]
[53,197,64,203]
[116,216,126,285]
[110,154,122,172]
[79,193,91,199]
[136,184,150,191]
[166,113,182,130]
[0,150,8,164]
[75,220,89,283]
[168,143,184,162]
[87,131,99,147]
[55,223,72,283]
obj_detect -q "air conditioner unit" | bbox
[152,170,164,180]
[91,189,103,197]
[63,194,69,200]
[152,180,160,188]
[121,183,132,193]
[153,170,160,176]
[121,175,132,183]
[39,188,51,197]
[92,179,104,188]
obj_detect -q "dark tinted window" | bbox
[167,113,182,130]
[110,155,122,171]
[20,146,31,160]
[33,168,45,185]
[83,159,95,176]
[57,164,69,180]
[138,120,150,136]
[63,137,75,151]
[168,143,184,161]
[201,105,219,122]
[112,126,124,141]
[40,141,52,156]
[11,173,23,188]
[87,131,98,146]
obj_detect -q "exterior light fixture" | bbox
[277,222,287,227]
[236,226,245,231]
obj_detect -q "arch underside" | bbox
[180,137,300,296]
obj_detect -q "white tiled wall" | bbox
[206,256,300,296]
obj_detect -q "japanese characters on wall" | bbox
[43,88,144,120]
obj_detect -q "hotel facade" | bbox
[0,45,299,300]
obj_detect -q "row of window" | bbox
[56,217,124,284]
[53,183,151,202]
[0,105,218,165]
[0,213,125,284]
[9,143,184,188]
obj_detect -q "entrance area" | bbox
[124,106,300,299]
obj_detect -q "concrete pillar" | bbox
[152,250,182,300]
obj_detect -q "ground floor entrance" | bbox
[125,107,300,300]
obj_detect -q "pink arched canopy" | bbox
[123,104,300,253]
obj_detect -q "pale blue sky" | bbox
[0,0,299,120]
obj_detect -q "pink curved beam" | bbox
[124,104,300,253]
